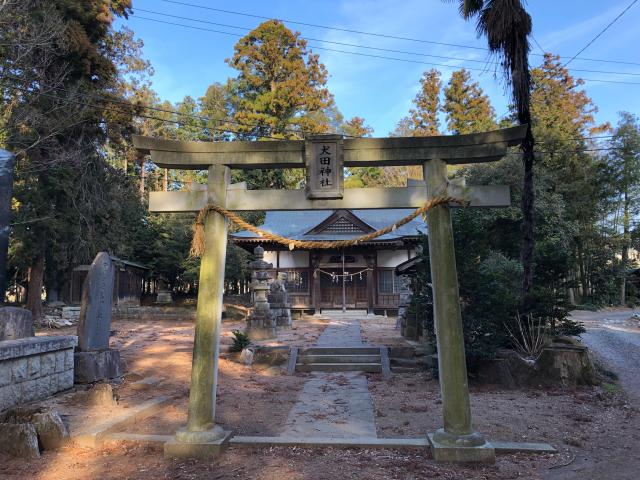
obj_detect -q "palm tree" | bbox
[448,0,535,298]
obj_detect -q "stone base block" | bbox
[246,327,277,341]
[74,349,123,383]
[155,291,173,304]
[428,433,495,464]
[164,430,232,460]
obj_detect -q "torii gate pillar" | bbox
[164,165,233,458]
[424,159,494,462]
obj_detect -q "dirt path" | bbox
[571,308,640,404]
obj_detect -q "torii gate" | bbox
[134,125,527,463]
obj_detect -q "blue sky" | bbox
[117,0,640,136]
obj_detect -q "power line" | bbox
[134,9,640,78]
[0,80,256,139]
[564,0,639,67]
[159,0,640,68]
[1,76,339,140]
[129,15,640,86]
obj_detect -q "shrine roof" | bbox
[230,209,426,243]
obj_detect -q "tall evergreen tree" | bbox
[2,0,145,319]
[394,69,442,137]
[443,69,496,134]
[529,54,609,303]
[607,113,640,305]
[226,20,332,141]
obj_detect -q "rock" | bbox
[0,307,34,341]
[240,347,254,366]
[477,344,598,388]
[0,423,40,457]
[0,407,68,452]
[86,383,117,406]
[31,410,68,449]
[77,251,114,352]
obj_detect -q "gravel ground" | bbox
[571,308,640,404]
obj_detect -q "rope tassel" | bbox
[188,196,468,257]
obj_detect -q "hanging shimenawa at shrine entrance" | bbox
[134,125,533,463]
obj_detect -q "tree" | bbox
[453,0,536,299]
[443,69,496,134]
[529,54,610,304]
[342,117,373,138]
[2,0,144,320]
[226,20,332,140]
[393,69,442,137]
[607,113,640,305]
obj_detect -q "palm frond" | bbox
[477,0,532,123]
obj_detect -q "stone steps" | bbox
[297,354,381,364]
[295,346,384,374]
[301,347,381,355]
[296,363,382,373]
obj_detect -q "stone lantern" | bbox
[246,246,276,340]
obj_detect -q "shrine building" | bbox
[231,208,424,314]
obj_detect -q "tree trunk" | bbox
[620,192,630,306]
[163,168,168,191]
[576,240,589,303]
[26,254,44,323]
[139,157,146,197]
[520,125,535,300]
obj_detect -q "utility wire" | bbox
[159,0,640,68]
[0,76,340,140]
[129,15,640,86]
[564,0,639,67]
[134,9,640,78]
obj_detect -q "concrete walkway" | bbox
[280,314,378,438]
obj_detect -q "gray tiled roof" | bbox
[231,209,426,242]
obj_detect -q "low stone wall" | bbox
[0,336,77,412]
[112,306,196,322]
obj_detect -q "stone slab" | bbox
[231,436,429,449]
[0,307,34,341]
[0,336,77,361]
[428,433,495,464]
[164,430,232,459]
[286,346,298,375]
[103,432,174,446]
[72,396,169,448]
[492,440,556,454]
[379,346,391,378]
[74,349,123,383]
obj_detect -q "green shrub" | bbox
[230,330,251,352]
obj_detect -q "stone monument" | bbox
[74,252,123,383]
[268,272,292,327]
[0,307,34,341]
[246,246,276,340]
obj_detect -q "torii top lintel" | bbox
[132,125,527,170]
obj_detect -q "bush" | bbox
[229,330,251,352]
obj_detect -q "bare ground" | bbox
[1,315,638,479]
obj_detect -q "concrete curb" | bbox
[71,396,171,448]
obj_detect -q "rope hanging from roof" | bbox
[189,195,468,257]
